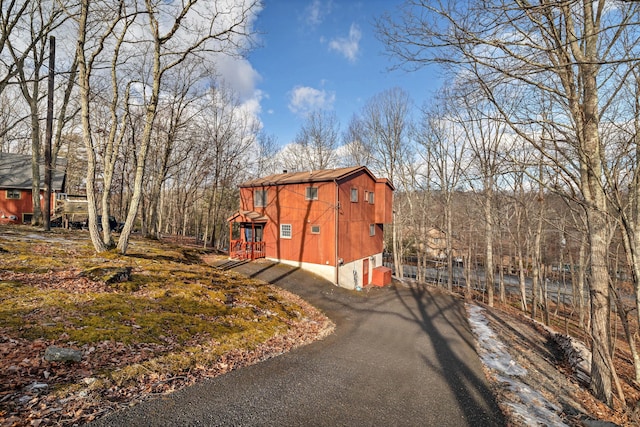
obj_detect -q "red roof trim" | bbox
[240,166,387,188]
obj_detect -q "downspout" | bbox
[335,179,339,286]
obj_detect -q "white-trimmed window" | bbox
[369,224,376,236]
[305,187,318,200]
[350,188,358,202]
[254,189,268,208]
[368,191,375,204]
[280,224,292,239]
[311,225,320,234]
[6,189,20,199]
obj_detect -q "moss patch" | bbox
[0,225,333,422]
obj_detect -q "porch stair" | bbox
[213,259,251,271]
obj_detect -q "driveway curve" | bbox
[92,261,505,426]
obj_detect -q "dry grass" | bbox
[0,225,334,426]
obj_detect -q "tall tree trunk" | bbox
[30,119,41,226]
[587,208,615,405]
[465,249,471,299]
[393,211,403,280]
[484,186,494,307]
[542,265,550,326]
[117,5,162,254]
[578,234,588,331]
[76,0,107,252]
[445,193,454,292]
[518,250,527,312]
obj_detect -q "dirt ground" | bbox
[476,302,640,426]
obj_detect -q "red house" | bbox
[228,166,394,290]
[0,152,66,224]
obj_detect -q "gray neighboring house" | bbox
[0,152,67,224]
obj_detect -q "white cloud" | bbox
[215,55,262,102]
[288,86,336,116]
[305,0,332,27]
[328,23,361,63]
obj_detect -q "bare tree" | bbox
[377,0,640,405]
[341,114,373,168]
[198,83,258,249]
[502,146,538,313]
[0,0,39,94]
[354,87,413,278]
[75,0,260,254]
[253,131,279,176]
[144,62,207,239]
[76,0,133,251]
[6,1,68,226]
[608,70,640,382]
[417,88,468,292]
[453,89,511,307]
[288,110,339,170]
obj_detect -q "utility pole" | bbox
[43,36,55,231]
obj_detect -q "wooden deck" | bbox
[230,240,266,260]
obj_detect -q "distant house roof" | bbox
[240,166,394,189]
[0,152,66,191]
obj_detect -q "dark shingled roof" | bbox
[240,166,371,187]
[0,152,66,191]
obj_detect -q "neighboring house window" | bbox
[311,225,320,234]
[369,224,375,236]
[280,224,292,239]
[368,191,375,204]
[350,188,358,202]
[254,189,267,208]
[305,187,318,200]
[6,189,20,199]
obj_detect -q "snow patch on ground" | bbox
[467,304,569,427]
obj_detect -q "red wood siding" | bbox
[240,182,337,266]
[0,189,55,222]
[375,179,393,224]
[336,170,383,264]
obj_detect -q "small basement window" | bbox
[6,189,20,199]
[280,224,292,239]
[305,187,318,200]
[311,225,320,234]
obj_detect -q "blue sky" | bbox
[239,0,444,148]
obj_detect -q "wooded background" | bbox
[1,0,639,408]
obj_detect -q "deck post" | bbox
[251,222,255,260]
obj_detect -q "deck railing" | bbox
[230,240,266,260]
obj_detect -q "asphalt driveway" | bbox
[92,261,505,426]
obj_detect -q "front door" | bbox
[244,224,263,242]
[363,258,369,286]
